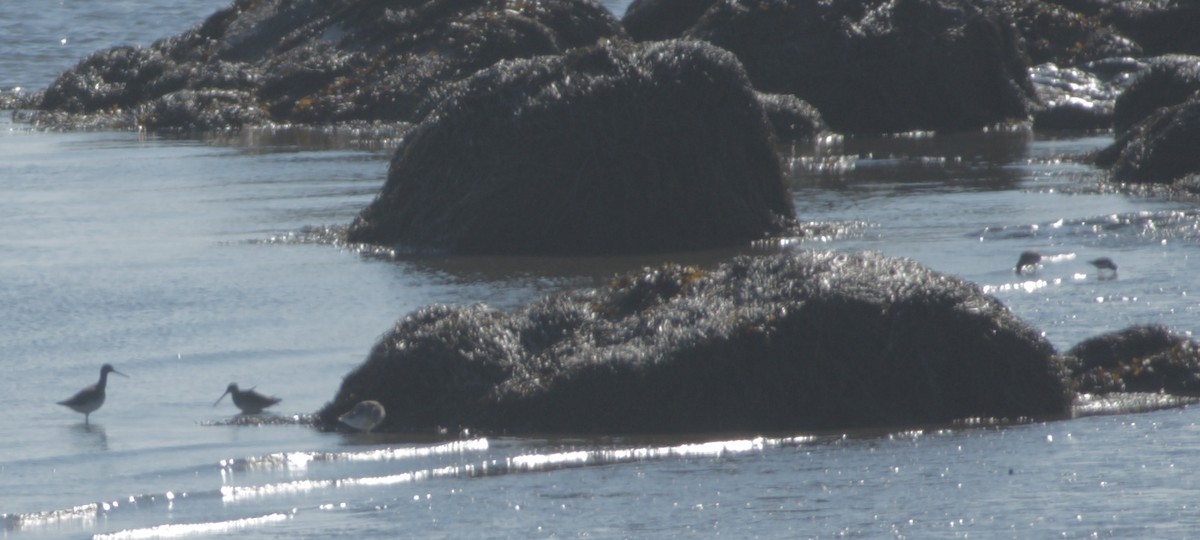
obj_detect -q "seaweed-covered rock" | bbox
[1100,1,1200,57]
[621,0,717,42]
[141,89,267,131]
[1080,56,1200,185]
[755,92,828,142]
[40,46,183,114]
[684,0,1037,134]
[1044,1,1200,56]
[1001,0,1139,67]
[0,89,43,111]
[34,0,625,129]
[1174,174,1200,198]
[1095,97,1200,184]
[1111,55,1200,135]
[347,39,796,255]
[1067,325,1200,396]
[317,250,1072,434]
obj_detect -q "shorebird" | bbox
[1089,257,1118,279]
[338,400,386,433]
[214,383,281,414]
[1014,250,1042,274]
[57,364,127,424]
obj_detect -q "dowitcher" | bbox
[1014,250,1042,274]
[214,383,280,414]
[57,364,127,424]
[1088,257,1118,279]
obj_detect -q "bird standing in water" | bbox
[1089,257,1118,279]
[338,400,386,433]
[58,363,127,424]
[214,383,281,414]
[1014,250,1042,274]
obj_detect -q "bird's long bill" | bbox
[112,369,129,378]
[213,390,231,407]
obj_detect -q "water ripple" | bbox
[975,209,1200,245]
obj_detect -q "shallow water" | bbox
[4,1,1200,538]
[788,132,1199,350]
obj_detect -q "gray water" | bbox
[3,1,1200,538]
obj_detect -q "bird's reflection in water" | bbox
[68,422,109,452]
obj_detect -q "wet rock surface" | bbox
[1095,0,1200,58]
[756,92,829,142]
[1067,325,1200,396]
[1110,55,1200,135]
[1090,56,1200,186]
[1096,96,1200,185]
[317,250,1073,434]
[17,0,1200,142]
[347,39,798,255]
[1002,0,1140,68]
[684,0,1037,134]
[621,0,715,42]
[29,0,625,129]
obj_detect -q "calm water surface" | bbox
[3,1,1200,538]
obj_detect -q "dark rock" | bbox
[755,92,828,142]
[1102,1,1200,57]
[141,89,267,131]
[684,0,1037,134]
[34,0,625,129]
[0,89,41,111]
[1111,55,1200,136]
[1001,0,1139,67]
[347,39,796,255]
[1042,0,1104,16]
[1096,97,1200,184]
[621,0,717,41]
[1174,174,1200,198]
[1067,325,1200,396]
[1032,103,1110,132]
[317,250,1072,434]
[1043,1,1200,56]
[40,46,178,114]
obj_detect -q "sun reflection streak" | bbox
[92,512,291,539]
[219,436,813,503]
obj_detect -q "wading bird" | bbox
[58,364,127,424]
[1014,250,1042,274]
[1089,257,1118,279]
[214,383,281,414]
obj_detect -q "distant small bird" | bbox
[1088,257,1117,271]
[214,383,281,414]
[1014,250,1042,274]
[1089,257,1118,279]
[58,364,127,424]
[338,400,386,433]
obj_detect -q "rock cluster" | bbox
[318,251,1073,433]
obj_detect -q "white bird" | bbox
[338,400,386,433]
